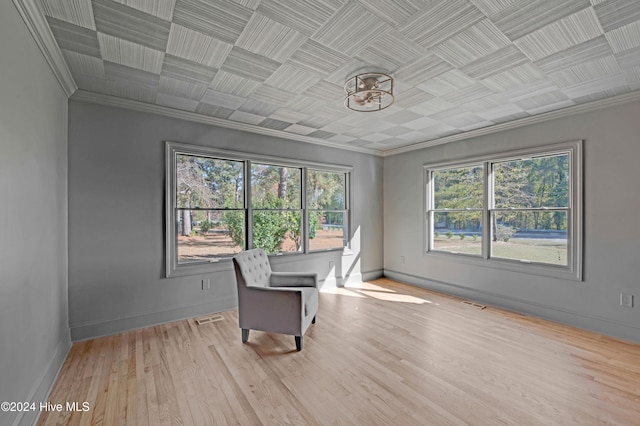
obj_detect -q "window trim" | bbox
[166,141,352,277]
[424,140,583,281]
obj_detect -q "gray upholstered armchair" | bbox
[232,249,318,351]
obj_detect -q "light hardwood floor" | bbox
[39,279,640,425]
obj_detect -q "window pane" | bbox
[176,154,243,208]
[307,170,346,209]
[252,210,303,254]
[309,211,346,251]
[491,211,567,265]
[433,165,483,209]
[251,163,301,209]
[177,210,244,263]
[432,211,483,255]
[494,154,569,209]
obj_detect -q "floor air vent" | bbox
[461,300,486,309]
[195,314,224,325]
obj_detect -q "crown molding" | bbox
[382,90,640,157]
[71,90,382,156]
[13,0,77,97]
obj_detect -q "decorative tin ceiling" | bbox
[37,0,640,152]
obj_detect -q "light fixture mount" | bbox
[344,72,394,112]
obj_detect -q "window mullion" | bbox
[484,161,492,260]
[245,160,252,250]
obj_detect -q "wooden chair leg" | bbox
[242,329,249,343]
[295,336,302,351]
[312,315,316,324]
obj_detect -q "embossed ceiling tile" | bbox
[40,0,95,29]
[480,63,546,91]
[324,58,371,86]
[442,83,494,104]
[231,0,261,10]
[200,88,246,109]
[461,95,504,112]
[156,92,199,111]
[460,119,494,131]
[383,109,423,125]
[304,80,345,102]
[236,13,308,63]
[228,110,266,125]
[113,0,176,20]
[238,99,279,116]
[357,0,429,26]
[209,71,260,97]
[61,50,106,79]
[594,0,640,32]
[497,79,559,103]
[287,97,328,115]
[514,90,571,110]
[438,111,487,128]
[252,85,298,106]
[394,88,434,108]
[298,116,333,129]
[269,108,310,123]
[343,127,372,138]
[476,102,526,121]
[431,20,511,68]
[327,134,357,143]
[402,117,438,130]
[417,69,476,97]
[321,121,355,134]
[158,75,208,99]
[93,0,171,51]
[547,56,622,87]
[314,104,349,119]
[460,45,529,80]
[98,33,164,74]
[338,116,395,132]
[46,16,101,57]
[306,130,336,139]
[571,84,630,103]
[356,29,426,71]
[606,21,640,54]
[104,61,160,88]
[162,54,217,84]
[616,45,640,71]
[394,53,453,85]
[284,124,316,135]
[561,73,629,98]
[78,75,157,102]
[491,0,591,40]
[221,47,281,82]
[265,64,321,93]
[398,0,485,49]
[361,133,393,142]
[622,66,640,85]
[408,98,456,115]
[173,0,252,43]
[288,40,350,74]
[257,0,345,36]
[195,103,234,118]
[534,35,613,74]
[469,0,519,17]
[313,2,390,55]
[166,24,232,68]
[514,7,603,62]
[259,118,294,131]
[397,130,432,141]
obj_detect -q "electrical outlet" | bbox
[620,293,634,308]
[202,279,211,290]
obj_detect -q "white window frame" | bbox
[166,141,351,277]
[424,140,583,281]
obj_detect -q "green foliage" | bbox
[434,231,440,238]
[199,220,213,234]
[459,233,465,240]
[472,233,478,241]
[495,224,514,242]
[446,231,453,239]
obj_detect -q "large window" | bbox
[425,141,582,280]
[166,142,350,276]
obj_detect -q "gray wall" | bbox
[68,101,383,340]
[384,99,640,343]
[0,2,70,426]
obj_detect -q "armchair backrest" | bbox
[232,249,272,288]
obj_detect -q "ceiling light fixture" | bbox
[344,72,394,112]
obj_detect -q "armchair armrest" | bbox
[240,286,304,335]
[270,271,318,288]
